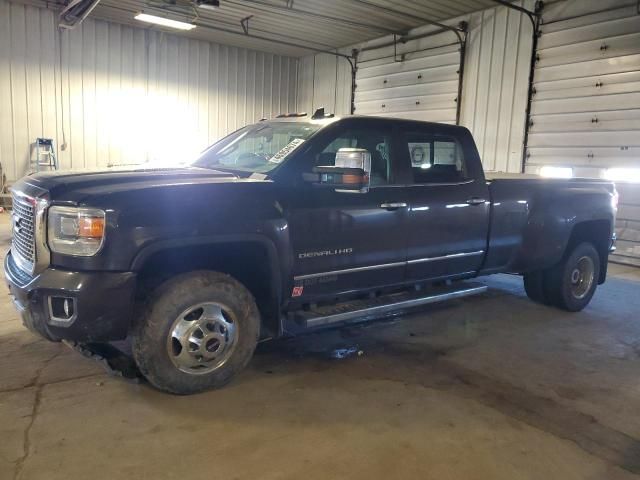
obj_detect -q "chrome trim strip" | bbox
[304,285,488,328]
[294,261,405,281]
[12,247,34,275]
[294,251,485,281]
[369,179,475,189]
[34,197,51,274]
[407,250,485,265]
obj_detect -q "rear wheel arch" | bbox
[132,237,283,337]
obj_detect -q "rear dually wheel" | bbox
[523,242,600,312]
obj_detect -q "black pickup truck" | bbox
[6,113,617,394]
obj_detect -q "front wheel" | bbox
[544,242,600,312]
[132,271,260,394]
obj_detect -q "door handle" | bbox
[380,202,408,210]
[466,197,487,206]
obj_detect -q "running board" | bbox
[294,282,488,329]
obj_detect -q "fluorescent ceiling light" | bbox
[539,166,573,179]
[604,168,640,183]
[135,13,196,30]
[194,0,220,10]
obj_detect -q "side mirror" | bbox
[303,148,371,193]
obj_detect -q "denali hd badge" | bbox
[298,248,353,259]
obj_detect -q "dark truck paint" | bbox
[6,116,617,349]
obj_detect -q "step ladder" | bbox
[32,138,59,172]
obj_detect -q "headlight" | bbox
[47,206,106,256]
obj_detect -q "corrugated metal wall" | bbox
[615,183,640,266]
[296,49,352,117]
[297,1,534,173]
[460,0,534,172]
[0,0,298,182]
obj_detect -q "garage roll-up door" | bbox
[525,1,640,177]
[526,0,640,265]
[354,30,462,124]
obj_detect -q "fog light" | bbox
[48,296,76,325]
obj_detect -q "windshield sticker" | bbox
[269,138,305,164]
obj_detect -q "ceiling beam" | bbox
[99,2,338,51]
[225,0,405,36]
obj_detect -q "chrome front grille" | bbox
[11,192,36,273]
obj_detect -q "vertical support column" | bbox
[521,1,544,172]
[456,22,469,125]
[350,50,358,115]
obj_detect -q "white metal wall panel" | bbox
[0,0,298,182]
[312,53,339,115]
[296,54,316,114]
[295,49,352,116]
[526,0,640,177]
[615,182,640,266]
[354,32,461,124]
[459,0,534,172]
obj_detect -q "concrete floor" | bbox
[1,212,640,480]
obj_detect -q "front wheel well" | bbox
[134,242,281,337]
[567,220,612,284]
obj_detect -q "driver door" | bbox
[283,120,409,302]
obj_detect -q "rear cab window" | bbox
[404,132,469,184]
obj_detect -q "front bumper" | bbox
[5,251,136,342]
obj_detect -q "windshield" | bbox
[193,121,321,173]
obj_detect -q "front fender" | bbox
[131,233,287,302]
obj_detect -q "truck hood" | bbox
[14,166,261,203]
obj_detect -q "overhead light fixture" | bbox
[194,0,220,10]
[134,13,196,30]
[539,166,573,179]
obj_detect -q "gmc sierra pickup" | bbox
[5,112,617,394]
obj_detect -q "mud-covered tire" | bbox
[523,270,552,305]
[543,242,600,312]
[132,271,260,394]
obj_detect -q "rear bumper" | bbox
[4,251,136,342]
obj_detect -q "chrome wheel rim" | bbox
[570,256,595,300]
[167,302,238,375]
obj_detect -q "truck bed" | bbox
[481,174,616,276]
